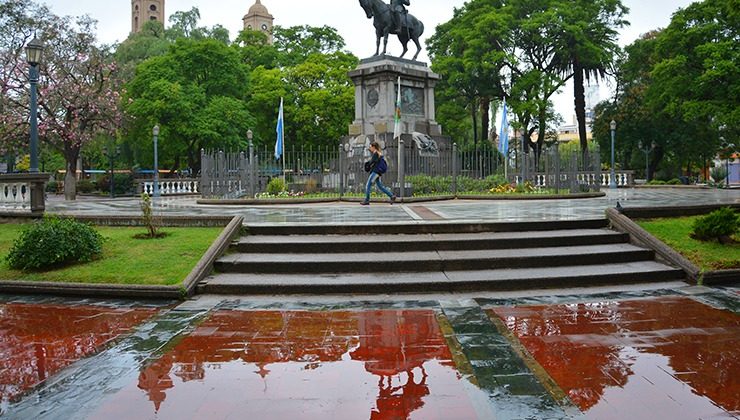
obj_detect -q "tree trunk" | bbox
[573,61,588,157]
[480,97,490,146]
[470,101,478,150]
[64,157,77,201]
[648,146,664,181]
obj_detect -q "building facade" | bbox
[131,0,165,33]
[242,0,274,44]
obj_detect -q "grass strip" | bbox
[637,217,740,271]
[0,224,222,285]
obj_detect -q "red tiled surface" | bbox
[90,310,480,420]
[0,303,158,403]
[492,296,740,419]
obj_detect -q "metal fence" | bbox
[200,140,609,199]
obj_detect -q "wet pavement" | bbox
[46,188,740,224]
[1,284,738,419]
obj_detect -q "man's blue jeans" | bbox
[365,172,394,202]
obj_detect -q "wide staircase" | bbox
[198,219,685,294]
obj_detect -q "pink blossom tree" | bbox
[0,0,123,200]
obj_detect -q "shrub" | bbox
[96,173,135,195]
[6,217,104,270]
[691,207,739,243]
[77,179,95,193]
[45,180,59,193]
[667,178,681,185]
[137,193,164,239]
[647,180,667,185]
[304,178,318,194]
[710,167,728,184]
[266,177,287,195]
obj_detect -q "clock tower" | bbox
[131,0,165,33]
[243,0,274,44]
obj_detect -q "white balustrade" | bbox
[0,181,30,211]
[141,179,200,196]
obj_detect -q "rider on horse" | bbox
[390,0,410,33]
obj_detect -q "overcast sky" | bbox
[46,0,697,124]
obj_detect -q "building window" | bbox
[261,24,268,31]
[247,25,252,30]
[135,5,139,11]
[150,16,157,21]
[150,4,157,11]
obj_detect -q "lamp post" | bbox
[247,129,255,197]
[25,37,43,173]
[641,141,654,182]
[152,125,160,197]
[610,120,617,189]
[102,145,120,198]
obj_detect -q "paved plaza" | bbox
[46,188,740,224]
[0,188,736,419]
[0,283,738,419]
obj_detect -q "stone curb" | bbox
[634,185,710,189]
[196,193,604,206]
[0,214,235,227]
[457,192,606,200]
[606,208,740,284]
[0,215,243,299]
[618,204,740,219]
[182,215,244,296]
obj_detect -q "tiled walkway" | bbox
[46,188,740,223]
[2,285,738,419]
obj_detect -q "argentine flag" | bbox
[275,97,284,160]
[498,100,509,157]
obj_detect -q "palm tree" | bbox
[553,0,627,155]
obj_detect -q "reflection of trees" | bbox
[492,297,740,413]
[0,303,157,402]
[137,310,453,419]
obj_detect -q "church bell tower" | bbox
[243,0,274,44]
[132,0,165,33]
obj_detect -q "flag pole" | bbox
[394,76,402,195]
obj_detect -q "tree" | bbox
[552,0,628,154]
[0,0,122,199]
[124,38,253,173]
[649,0,738,146]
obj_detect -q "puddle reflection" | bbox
[91,310,479,420]
[492,296,740,418]
[0,303,158,403]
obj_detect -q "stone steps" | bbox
[215,244,654,274]
[201,262,685,294]
[199,219,686,295]
[234,229,630,253]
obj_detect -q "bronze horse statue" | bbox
[359,0,425,61]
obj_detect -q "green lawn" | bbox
[638,217,740,271]
[0,224,223,285]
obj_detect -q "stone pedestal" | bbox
[348,55,442,137]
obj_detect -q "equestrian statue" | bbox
[358,0,425,61]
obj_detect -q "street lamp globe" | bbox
[247,129,253,141]
[25,37,43,66]
[153,125,160,136]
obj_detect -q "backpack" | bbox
[376,157,388,174]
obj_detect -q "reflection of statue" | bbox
[358,0,425,60]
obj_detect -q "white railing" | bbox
[141,179,200,196]
[0,181,30,211]
[531,171,633,189]
[0,173,48,214]
[601,172,634,187]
